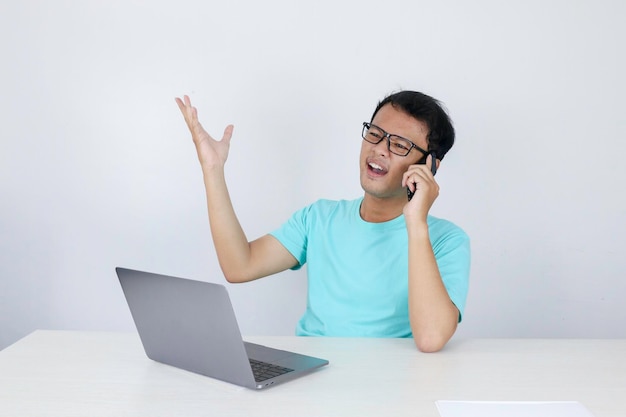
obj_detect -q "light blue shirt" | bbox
[270,197,470,338]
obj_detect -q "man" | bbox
[175,91,470,352]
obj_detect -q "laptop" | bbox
[116,267,329,390]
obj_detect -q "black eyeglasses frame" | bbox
[361,122,430,158]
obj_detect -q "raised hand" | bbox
[402,153,440,221]
[175,95,234,170]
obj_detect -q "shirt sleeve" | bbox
[269,204,313,270]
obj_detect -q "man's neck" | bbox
[359,194,405,223]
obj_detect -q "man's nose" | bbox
[374,136,390,155]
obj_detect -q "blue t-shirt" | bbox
[270,197,470,338]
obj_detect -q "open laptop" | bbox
[116,267,328,390]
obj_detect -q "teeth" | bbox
[369,162,383,170]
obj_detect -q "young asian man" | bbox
[175,91,470,352]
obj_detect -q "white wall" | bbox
[1,0,625,350]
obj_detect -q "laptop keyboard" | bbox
[249,358,294,382]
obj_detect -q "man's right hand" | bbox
[174,95,298,282]
[175,95,234,170]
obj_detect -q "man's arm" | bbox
[175,95,298,282]
[402,155,459,352]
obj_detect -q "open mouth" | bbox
[367,161,388,176]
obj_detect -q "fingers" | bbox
[426,153,433,172]
[402,159,440,196]
[174,95,205,134]
[175,94,235,146]
[174,95,191,111]
[175,95,196,128]
[402,164,431,188]
[174,96,184,111]
[404,154,439,183]
[222,124,234,143]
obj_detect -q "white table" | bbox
[0,331,624,416]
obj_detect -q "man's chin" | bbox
[361,185,404,200]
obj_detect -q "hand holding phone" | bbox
[407,151,437,201]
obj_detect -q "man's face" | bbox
[359,104,429,199]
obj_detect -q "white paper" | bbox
[436,401,595,417]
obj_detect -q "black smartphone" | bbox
[407,151,437,201]
[430,151,437,176]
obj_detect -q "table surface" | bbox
[0,331,624,417]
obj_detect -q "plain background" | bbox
[1,1,625,351]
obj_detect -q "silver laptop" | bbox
[116,267,328,390]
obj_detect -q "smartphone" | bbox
[407,151,437,201]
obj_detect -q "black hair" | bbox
[370,91,455,160]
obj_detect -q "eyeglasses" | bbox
[361,122,428,157]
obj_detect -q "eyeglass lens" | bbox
[362,124,414,156]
